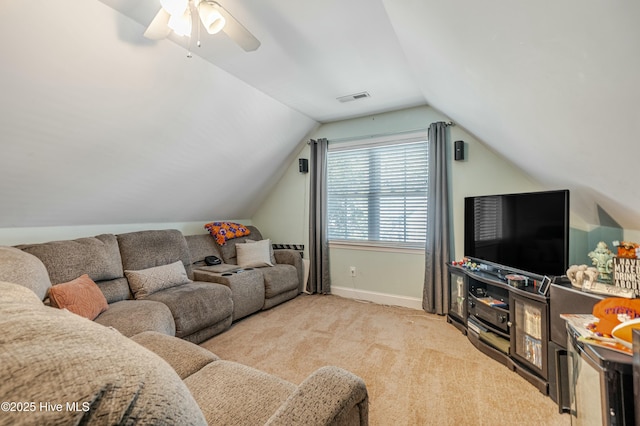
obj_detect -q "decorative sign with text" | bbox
[613,257,640,296]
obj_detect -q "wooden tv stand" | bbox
[446,263,549,394]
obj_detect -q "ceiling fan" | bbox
[144,0,260,52]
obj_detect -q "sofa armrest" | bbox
[273,250,304,293]
[130,331,219,379]
[265,366,368,426]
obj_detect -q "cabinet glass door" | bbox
[449,272,466,321]
[567,332,605,425]
[512,295,548,378]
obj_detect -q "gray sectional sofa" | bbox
[12,226,303,342]
[0,281,369,425]
[16,229,234,342]
[0,226,369,425]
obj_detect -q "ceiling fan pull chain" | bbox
[187,0,195,58]
[197,9,202,48]
[186,28,193,58]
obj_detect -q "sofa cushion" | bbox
[48,274,109,320]
[237,239,274,268]
[16,234,130,304]
[125,260,191,299]
[17,234,124,284]
[263,289,300,311]
[0,281,207,426]
[131,331,219,379]
[185,234,222,264]
[273,250,305,291]
[145,282,233,340]
[261,264,300,299]
[94,299,176,337]
[0,246,51,300]
[96,277,132,304]
[184,360,296,425]
[117,229,194,279]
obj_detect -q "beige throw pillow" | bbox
[244,238,277,265]
[125,261,190,299]
[236,239,274,268]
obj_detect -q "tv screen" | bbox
[464,190,569,277]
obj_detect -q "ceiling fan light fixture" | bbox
[160,0,188,17]
[168,8,192,37]
[198,1,226,34]
[142,0,260,51]
[144,8,172,40]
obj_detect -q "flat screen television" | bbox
[464,189,570,277]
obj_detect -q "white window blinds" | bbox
[327,136,428,247]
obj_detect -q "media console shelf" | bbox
[446,263,549,394]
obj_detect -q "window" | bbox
[327,134,428,248]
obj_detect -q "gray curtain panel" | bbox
[423,122,451,314]
[308,138,331,294]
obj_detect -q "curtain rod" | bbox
[308,122,454,144]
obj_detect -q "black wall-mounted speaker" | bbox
[454,140,465,161]
[299,158,309,173]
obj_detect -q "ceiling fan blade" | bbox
[212,1,261,52]
[144,8,172,40]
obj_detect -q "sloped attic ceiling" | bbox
[0,1,317,228]
[2,0,640,231]
[382,0,640,230]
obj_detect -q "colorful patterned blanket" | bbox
[204,222,251,246]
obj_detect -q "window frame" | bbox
[326,131,429,250]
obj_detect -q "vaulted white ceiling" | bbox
[1,0,639,230]
[383,0,640,230]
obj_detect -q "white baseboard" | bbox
[330,286,423,310]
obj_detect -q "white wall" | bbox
[251,141,311,249]
[253,105,542,307]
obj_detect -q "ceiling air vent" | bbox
[337,91,371,103]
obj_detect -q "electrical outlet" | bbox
[350,266,356,277]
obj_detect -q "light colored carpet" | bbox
[201,294,570,425]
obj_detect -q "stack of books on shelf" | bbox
[477,296,507,308]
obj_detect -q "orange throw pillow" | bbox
[48,274,109,320]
